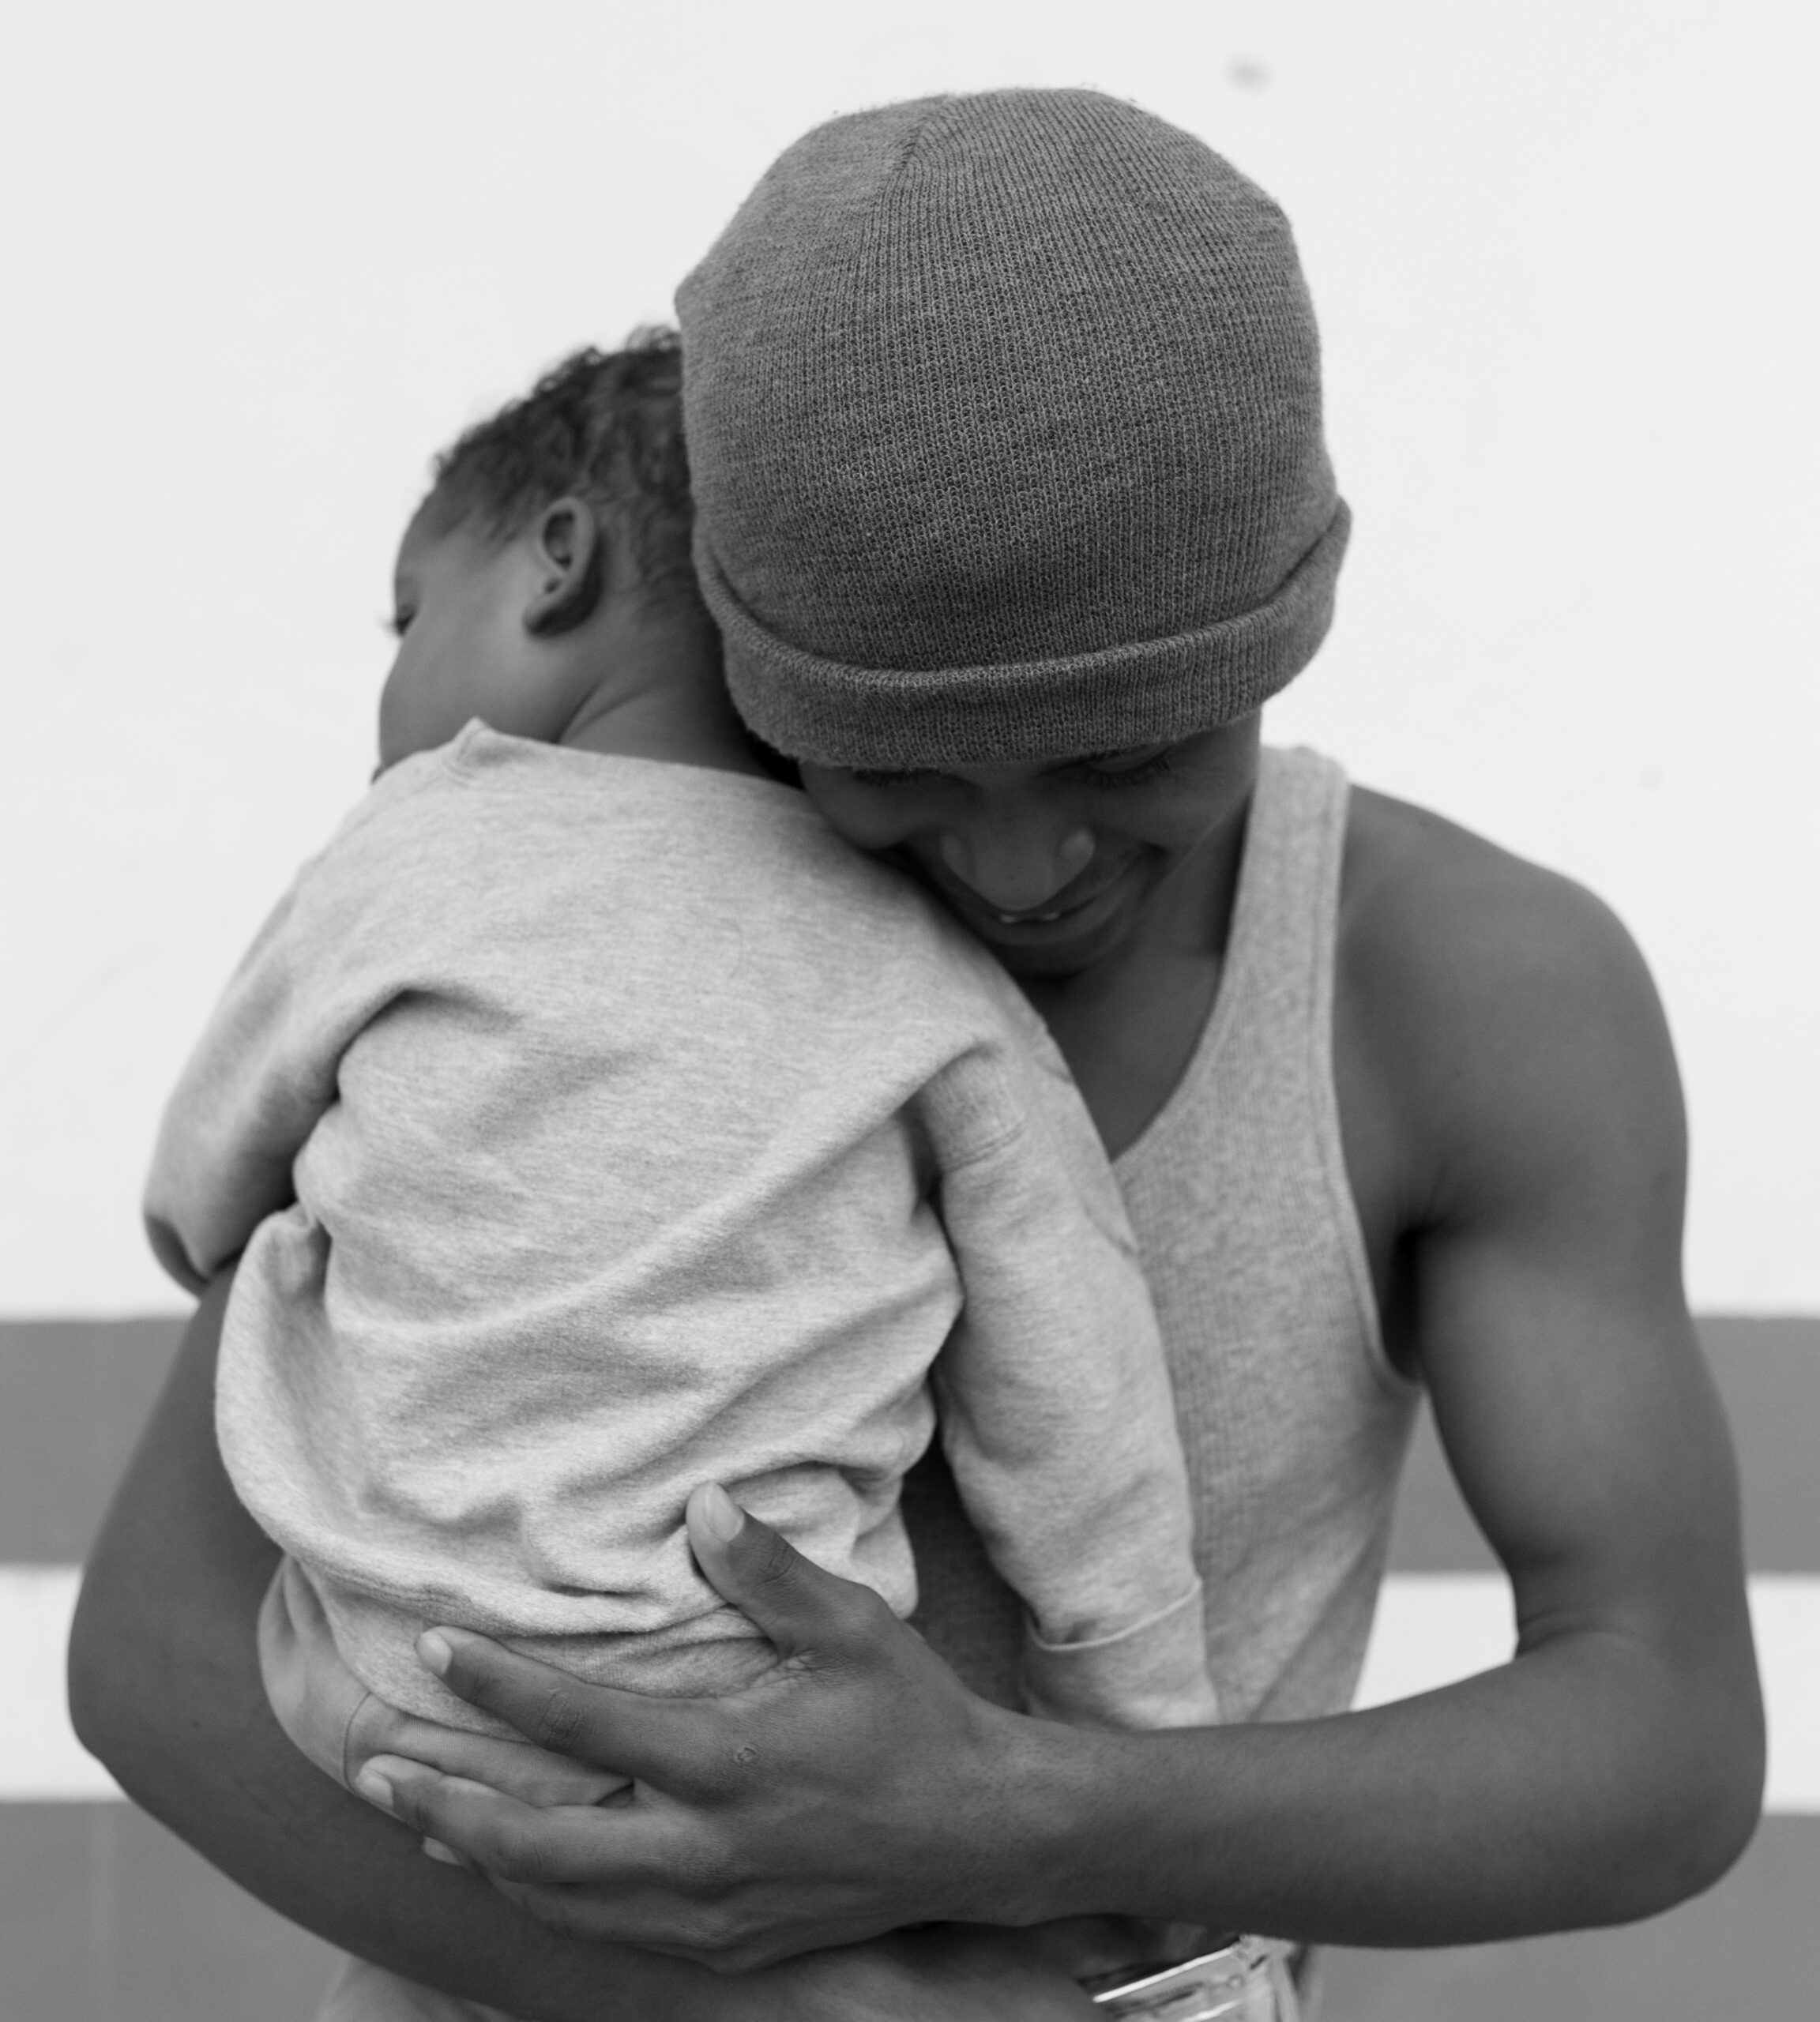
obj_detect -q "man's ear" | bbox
[523,498,605,637]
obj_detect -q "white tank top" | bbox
[904,746,1421,1721]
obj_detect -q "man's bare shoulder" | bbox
[1336,785,1683,1229]
[1339,784,1647,1002]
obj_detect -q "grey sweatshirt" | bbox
[146,723,1216,1737]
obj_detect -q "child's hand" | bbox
[344,1689,630,1810]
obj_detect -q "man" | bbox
[71,89,1761,2022]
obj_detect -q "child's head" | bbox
[379,332,710,769]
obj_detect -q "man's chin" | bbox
[889,847,1152,975]
[953,896,1142,977]
[988,935,1122,979]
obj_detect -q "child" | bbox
[145,336,1219,1811]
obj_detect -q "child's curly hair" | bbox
[422,329,699,610]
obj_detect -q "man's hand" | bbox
[358,1483,1085,1971]
[340,1688,629,1874]
[344,1693,628,1811]
[70,1282,1110,2018]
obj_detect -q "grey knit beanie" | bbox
[677,88,1348,768]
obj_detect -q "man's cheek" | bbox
[801,787,914,854]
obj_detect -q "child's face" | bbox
[378,512,577,769]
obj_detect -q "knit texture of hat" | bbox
[677,88,1348,768]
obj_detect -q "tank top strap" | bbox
[1225,742,1351,1073]
[1120,744,1387,1381]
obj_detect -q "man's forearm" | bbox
[1025,1622,1762,1947]
[64,1277,713,2022]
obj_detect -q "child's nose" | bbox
[938,817,1094,912]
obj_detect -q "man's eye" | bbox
[848,767,938,788]
[1080,752,1175,790]
[388,608,416,639]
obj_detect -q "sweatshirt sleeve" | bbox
[143,865,353,1291]
[920,1014,1221,1734]
[142,770,426,1294]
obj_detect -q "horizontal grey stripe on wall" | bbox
[2,1314,1817,1570]
[1386,1316,1820,1576]
[0,1802,339,2022]
[0,1317,183,1564]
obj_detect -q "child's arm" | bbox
[922,1031,1220,1732]
[144,870,359,1289]
[144,774,436,1291]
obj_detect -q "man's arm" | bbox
[66,1276,1103,2019]
[1329,795,1765,1926]
[1119,809,1763,1937]
[355,810,1763,1964]
[66,1274,681,2019]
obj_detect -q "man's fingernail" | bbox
[699,1482,745,1542]
[355,1768,396,1812]
[418,1629,453,1676]
[423,1837,463,1866]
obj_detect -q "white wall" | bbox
[2,0,1814,1314]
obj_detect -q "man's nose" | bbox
[938,813,1094,911]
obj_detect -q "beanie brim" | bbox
[703,499,1350,769]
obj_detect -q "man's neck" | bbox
[1018,797,1250,1159]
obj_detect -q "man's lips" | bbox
[932,862,1137,932]
[983,896,1089,925]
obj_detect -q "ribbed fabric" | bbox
[906,747,1421,1724]
[678,89,1348,766]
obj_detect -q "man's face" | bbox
[799,717,1262,978]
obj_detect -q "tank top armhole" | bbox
[1303,756,1419,1400]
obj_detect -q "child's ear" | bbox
[523,498,605,637]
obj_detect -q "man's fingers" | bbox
[368,1714,630,1807]
[685,1483,890,1660]
[415,1628,709,1783]
[359,1757,651,1891]
[360,1760,769,1957]
[480,1874,705,1955]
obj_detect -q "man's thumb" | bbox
[684,1482,872,1658]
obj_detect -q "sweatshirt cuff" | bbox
[1020,1581,1220,1731]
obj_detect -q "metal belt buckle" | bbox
[1086,1934,1300,2021]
